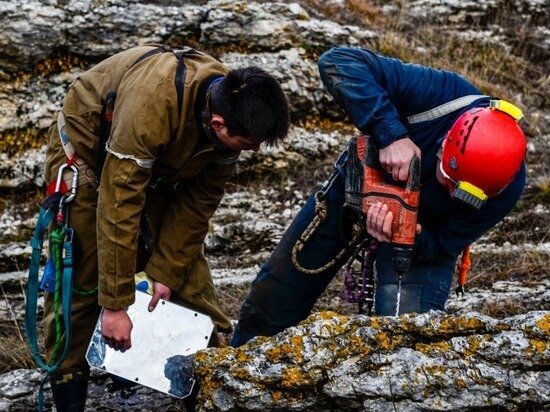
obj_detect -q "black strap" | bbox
[131,45,196,117]
[97,91,117,181]
[131,46,166,67]
[175,52,187,115]
[96,45,197,179]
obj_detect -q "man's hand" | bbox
[379,137,421,182]
[366,202,423,242]
[148,281,171,312]
[366,202,393,242]
[101,308,133,351]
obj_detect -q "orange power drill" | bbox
[345,135,421,274]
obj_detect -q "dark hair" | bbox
[210,66,290,146]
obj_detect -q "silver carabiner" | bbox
[54,163,79,203]
[64,165,79,203]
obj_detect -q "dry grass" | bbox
[0,286,36,373]
[0,323,36,374]
[466,249,549,289]
[475,300,533,319]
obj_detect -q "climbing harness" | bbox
[25,163,79,412]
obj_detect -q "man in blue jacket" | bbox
[231,46,527,346]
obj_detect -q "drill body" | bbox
[345,135,421,274]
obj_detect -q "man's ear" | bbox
[210,114,225,132]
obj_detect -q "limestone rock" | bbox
[0,146,46,189]
[0,0,373,74]
[194,311,550,411]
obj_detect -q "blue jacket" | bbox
[318,46,526,268]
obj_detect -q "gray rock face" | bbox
[194,311,550,411]
[0,0,370,134]
[0,147,47,189]
[0,0,204,72]
[200,1,375,49]
[0,0,374,74]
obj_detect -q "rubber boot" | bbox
[50,379,88,412]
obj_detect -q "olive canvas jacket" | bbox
[59,45,237,321]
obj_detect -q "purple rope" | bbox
[343,239,379,313]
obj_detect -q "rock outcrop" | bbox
[1,311,548,411]
[0,0,375,133]
[0,0,549,411]
[194,311,550,411]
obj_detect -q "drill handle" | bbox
[406,155,421,192]
[364,135,421,191]
[364,135,380,169]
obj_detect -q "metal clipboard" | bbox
[85,290,214,398]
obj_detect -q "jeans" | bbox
[231,164,454,347]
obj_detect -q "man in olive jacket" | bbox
[43,44,290,410]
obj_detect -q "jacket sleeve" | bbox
[144,157,237,291]
[413,165,526,265]
[97,71,178,310]
[317,46,479,148]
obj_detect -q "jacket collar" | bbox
[195,75,224,148]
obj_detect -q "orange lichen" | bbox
[415,340,452,355]
[536,314,550,334]
[424,364,448,376]
[265,335,304,364]
[529,339,548,355]
[456,377,468,389]
[439,316,485,334]
[369,317,381,329]
[463,335,483,356]
[236,350,251,363]
[34,54,88,78]
[375,331,392,350]
[272,390,283,402]
[231,367,253,382]
[349,334,371,356]
[280,366,306,388]
[0,128,46,157]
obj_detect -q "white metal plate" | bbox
[86,290,214,398]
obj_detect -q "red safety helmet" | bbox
[439,100,527,209]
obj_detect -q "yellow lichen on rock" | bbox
[462,335,484,356]
[265,335,305,364]
[440,315,485,334]
[528,338,548,355]
[536,314,550,334]
[415,340,452,356]
[349,334,371,356]
[456,377,468,389]
[280,366,307,388]
[34,54,86,78]
[374,331,396,351]
[236,349,251,363]
[0,128,45,157]
[271,390,283,402]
